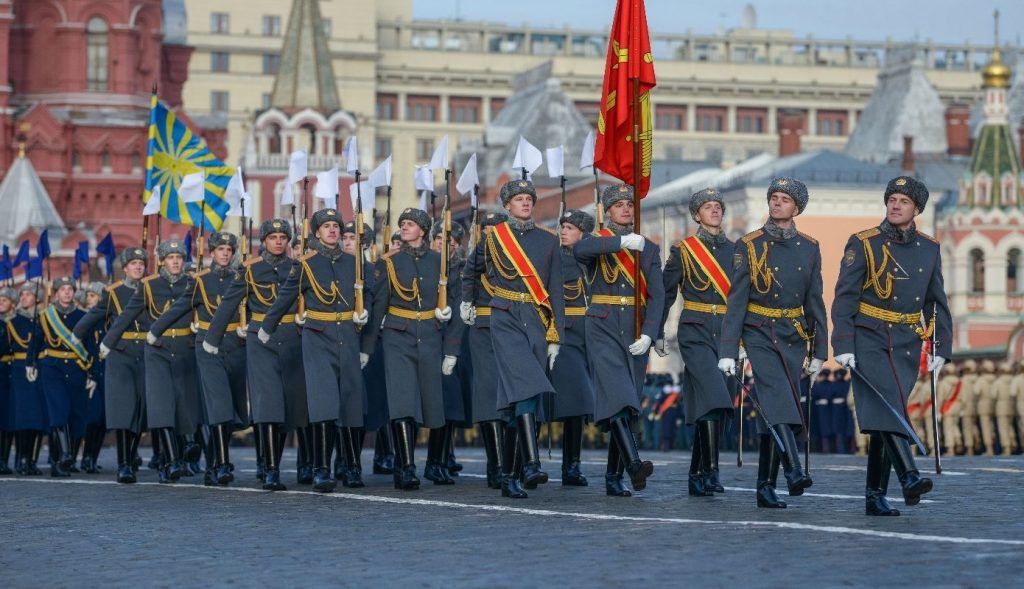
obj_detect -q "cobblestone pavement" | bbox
[1,447,1021,587]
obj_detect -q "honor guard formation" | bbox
[7,172,1021,518]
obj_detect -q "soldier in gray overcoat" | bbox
[832,176,952,515]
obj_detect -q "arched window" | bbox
[1008,248,1021,294]
[333,125,350,156]
[970,248,986,293]
[267,124,282,154]
[300,124,317,155]
[86,18,109,91]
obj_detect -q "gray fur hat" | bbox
[0,287,16,301]
[259,218,293,242]
[480,211,508,228]
[342,221,375,246]
[430,220,466,244]
[209,231,239,252]
[689,188,726,218]
[51,276,76,293]
[156,239,187,260]
[767,177,809,214]
[397,207,431,234]
[601,184,633,211]
[311,208,342,234]
[119,246,148,267]
[499,179,537,206]
[884,176,929,212]
[560,209,596,234]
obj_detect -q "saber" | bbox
[736,356,746,467]
[725,371,785,454]
[849,365,928,454]
[354,169,365,320]
[928,303,943,474]
[804,328,819,474]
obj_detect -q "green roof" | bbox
[966,123,1022,207]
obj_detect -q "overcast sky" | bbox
[414,0,1022,47]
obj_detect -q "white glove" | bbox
[619,233,645,251]
[236,326,247,338]
[629,334,652,356]
[547,344,560,370]
[86,378,97,398]
[442,355,457,375]
[99,343,110,360]
[804,357,824,376]
[360,352,370,369]
[25,366,38,382]
[718,358,736,375]
[435,306,452,322]
[927,355,946,372]
[738,345,748,361]
[202,341,219,355]
[146,331,158,345]
[835,353,856,369]
[258,328,271,344]
[653,338,668,357]
[460,301,476,325]
[294,313,306,326]
[353,309,369,326]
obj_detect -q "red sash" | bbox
[597,228,648,302]
[681,235,730,301]
[491,222,558,342]
[941,382,962,416]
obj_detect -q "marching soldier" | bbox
[78,281,108,474]
[574,184,662,497]
[462,180,564,499]
[260,208,372,493]
[551,209,596,487]
[461,211,510,488]
[936,363,963,455]
[993,361,1017,456]
[368,207,456,490]
[10,282,46,475]
[207,219,310,491]
[976,360,998,456]
[1013,361,1024,452]
[0,287,17,474]
[102,240,200,484]
[832,176,952,516]
[906,373,929,454]
[959,359,979,455]
[74,247,149,483]
[719,177,827,509]
[660,188,735,497]
[150,232,246,485]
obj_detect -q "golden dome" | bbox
[982,48,1011,89]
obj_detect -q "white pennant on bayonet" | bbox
[415,164,433,211]
[579,130,595,171]
[314,166,339,207]
[344,136,359,174]
[546,146,565,179]
[456,154,479,207]
[179,171,206,203]
[349,181,374,213]
[225,167,248,216]
[281,150,308,206]
[429,135,449,172]
[368,156,393,189]
[143,184,162,215]
[512,136,542,178]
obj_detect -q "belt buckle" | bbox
[897,313,907,322]
[780,308,791,318]
[710,304,718,314]
[619,296,627,305]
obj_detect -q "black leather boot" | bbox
[516,413,547,489]
[253,425,265,481]
[479,421,505,489]
[756,435,787,508]
[261,423,287,491]
[500,425,527,499]
[703,419,725,493]
[340,427,366,488]
[333,430,348,482]
[182,432,202,464]
[423,427,454,484]
[372,426,395,475]
[26,432,44,475]
[865,433,899,516]
[13,431,27,475]
[295,426,314,484]
[115,430,136,484]
[80,425,104,473]
[0,431,13,475]
[561,416,588,486]
[211,424,234,485]
[609,417,653,491]
[688,427,711,496]
[148,432,162,470]
[68,437,82,472]
[159,428,187,482]
[881,431,932,506]
[605,441,631,497]
[773,424,812,496]
[391,419,420,490]
[311,422,336,493]
[129,431,142,472]
[446,424,462,475]
[50,426,73,477]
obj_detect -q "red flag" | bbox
[594,0,657,197]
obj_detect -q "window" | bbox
[406,95,440,122]
[267,124,282,154]
[376,93,398,120]
[211,91,229,113]
[100,150,111,170]
[263,54,280,75]
[261,93,272,110]
[375,137,392,160]
[816,110,848,136]
[655,105,687,131]
[86,18,108,91]
[736,108,767,134]
[300,124,317,155]
[490,97,506,119]
[416,138,435,161]
[211,52,230,73]
[695,106,726,132]
[210,12,229,34]
[322,18,332,38]
[262,15,281,37]
[1008,249,1021,294]
[970,249,985,293]
[449,97,481,124]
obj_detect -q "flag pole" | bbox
[354,169,365,320]
[383,185,393,254]
[631,77,642,339]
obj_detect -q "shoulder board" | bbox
[536,225,557,236]
[796,231,818,245]
[299,250,317,262]
[739,229,763,244]
[243,256,263,268]
[191,269,211,278]
[917,231,938,244]
[141,274,159,283]
[105,280,123,293]
[855,227,881,241]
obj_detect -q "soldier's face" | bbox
[342,232,356,254]
[212,244,234,267]
[86,292,101,308]
[695,201,723,228]
[399,220,424,244]
[0,297,12,313]
[504,194,533,220]
[55,284,75,305]
[560,223,583,247]
[124,259,146,280]
[317,221,341,246]
[886,193,917,227]
[264,233,288,256]
[768,192,797,220]
[608,199,634,226]
[19,291,36,309]
[163,253,184,274]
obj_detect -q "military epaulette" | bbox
[243,256,263,268]
[141,274,160,284]
[739,229,764,244]
[299,250,317,262]
[105,280,123,293]
[917,231,938,244]
[536,225,558,236]
[190,268,211,278]
[855,227,881,241]
[796,231,818,245]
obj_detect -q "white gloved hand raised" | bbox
[25,366,38,382]
[459,301,476,325]
[718,358,736,375]
[804,357,824,376]
[146,331,158,345]
[835,353,856,369]
[927,355,946,372]
[628,334,652,356]
[547,344,560,370]
[653,338,668,357]
[360,352,370,369]
[353,309,369,326]
[99,343,111,360]
[619,233,645,252]
[202,341,219,355]
[442,355,457,375]
[258,328,271,344]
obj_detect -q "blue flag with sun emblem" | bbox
[144,94,234,231]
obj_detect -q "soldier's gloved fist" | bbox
[86,378,97,397]
[99,343,110,360]
[146,331,158,345]
[620,233,645,251]
[717,358,736,375]
[435,306,452,323]
[442,355,457,375]
[236,326,247,338]
[202,341,219,355]
[459,301,476,325]
[928,355,946,372]
[25,366,38,382]
[629,334,652,356]
[360,352,370,369]
[257,328,271,344]
[353,309,369,326]
[547,344,560,370]
[653,338,668,357]
[804,357,824,376]
[835,353,856,369]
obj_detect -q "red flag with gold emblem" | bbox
[594,0,656,197]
